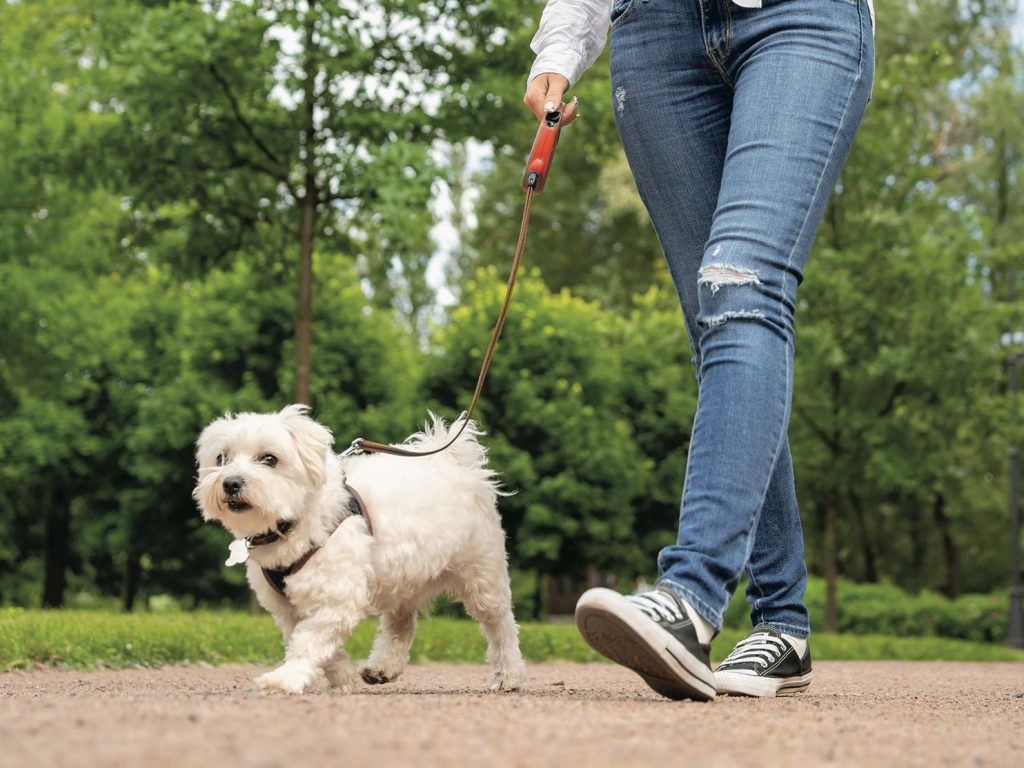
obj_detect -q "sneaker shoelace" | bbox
[626,590,686,624]
[720,631,788,668]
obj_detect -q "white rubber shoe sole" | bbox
[714,669,813,697]
[575,588,716,701]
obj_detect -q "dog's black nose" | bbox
[222,476,245,495]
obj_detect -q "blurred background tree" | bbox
[0,0,1021,635]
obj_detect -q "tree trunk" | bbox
[538,573,550,622]
[933,493,961,598]
[910,501,927,576]
[824,486,839,633]
[41,487,71,608]
[121,551,141,612]
[295,186,315,405]
[294,3,318,406]
[850,489,878,582]
[823,368,842,633]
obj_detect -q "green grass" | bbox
[1,608,1022,672]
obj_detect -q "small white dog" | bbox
[193,404,525,695]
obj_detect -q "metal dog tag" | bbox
[226,539,250,567]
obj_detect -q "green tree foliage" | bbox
[93,0,528,401]
[0,0,135,606]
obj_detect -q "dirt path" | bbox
[1,662,1022,767]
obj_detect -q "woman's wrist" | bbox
[527,49,582,91]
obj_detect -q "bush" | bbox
[724,576,1009,642]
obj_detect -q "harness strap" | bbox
[261,481,369,597]
[345,483,373,535]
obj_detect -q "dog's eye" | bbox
[217,453,228,467]
[260,454,278,468]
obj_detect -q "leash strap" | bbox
[347,186,536,459]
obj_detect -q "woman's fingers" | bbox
[523,73,577,125]
[562,95,579,125]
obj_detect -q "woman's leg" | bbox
[575,0,871,700]
[610,0,813,640]
[612,0,872,634]
[654,0,873,631]
[744,437,810,635]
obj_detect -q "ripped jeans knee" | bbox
[696,263,768,329]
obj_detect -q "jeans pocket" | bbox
[610,0,639,29]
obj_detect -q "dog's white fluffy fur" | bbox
[193,404,525,695]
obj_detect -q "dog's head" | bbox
[193,404,334,538]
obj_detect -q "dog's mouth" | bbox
[224,498,252,513]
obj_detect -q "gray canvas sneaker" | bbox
[575,587,716,701]
[714,624,812,697]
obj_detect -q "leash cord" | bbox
[346,186,536,458]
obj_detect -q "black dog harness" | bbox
[255,482,371,598]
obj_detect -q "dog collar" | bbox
[260,481,371,598]
[246,519,295,549]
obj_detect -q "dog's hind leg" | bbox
[456,564,526,692]
[358,607,417,684]
[325,647,358,692]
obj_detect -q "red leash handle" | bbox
[522,108,563,194]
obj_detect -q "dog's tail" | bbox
[401,413,510,494]
[402,412,487,465]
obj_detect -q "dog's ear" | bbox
[195,414,233,468]
[280,404,334,487]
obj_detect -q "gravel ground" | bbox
[1,662,1022,768]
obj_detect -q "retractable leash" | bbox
[342,108,564,459]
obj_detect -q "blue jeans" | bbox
[610,0,873,636]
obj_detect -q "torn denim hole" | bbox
[703,309,765,328]
[698,263,761,295]
[615,86,626,115]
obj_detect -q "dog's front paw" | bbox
[255,661,316,695]
[490,677,522,693]
[490,665,525,693]
[358,662,403,685]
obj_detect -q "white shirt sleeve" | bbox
[528,0,613,89]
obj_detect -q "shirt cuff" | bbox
[527,47,585,91]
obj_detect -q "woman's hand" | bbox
[523,73,580,125]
